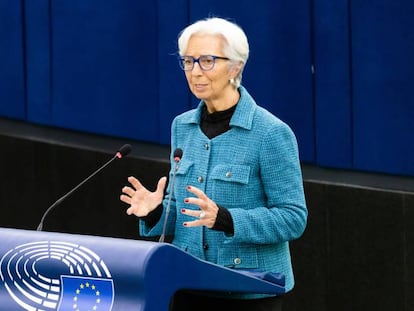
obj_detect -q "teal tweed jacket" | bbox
[140,86,307,297]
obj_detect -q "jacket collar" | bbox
[182,85,257,130]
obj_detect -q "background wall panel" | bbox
[50,0,160,141]
[351,0,414,176]
[1,0,414,176]
[313,0,353,169]
[157,0,192,144]
[0,0,25,119]
[25,0,52,123]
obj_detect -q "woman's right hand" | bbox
[120,176,167,217]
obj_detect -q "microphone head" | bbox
[116,144,132,158]
[173,148,183,162]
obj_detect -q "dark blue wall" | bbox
[1,0,414,176]
[0,1,25,119]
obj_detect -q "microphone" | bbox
[159,148,183,242]
[36,144,132,231]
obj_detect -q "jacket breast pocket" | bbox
[210,164,251,207]
[173,160,194,193]
[175,160,194,176]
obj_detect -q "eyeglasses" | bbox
[178,55,230,71]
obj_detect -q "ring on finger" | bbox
[199,211,206,219]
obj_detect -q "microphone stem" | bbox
[159,163,179,242]
[37,154,118,231]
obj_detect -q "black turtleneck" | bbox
[200,103,237,139]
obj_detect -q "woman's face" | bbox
[184,34,237,110]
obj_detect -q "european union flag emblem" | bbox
[58,275,114,310]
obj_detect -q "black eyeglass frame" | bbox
[178,55,230,71]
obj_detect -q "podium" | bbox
[0,228,284,310]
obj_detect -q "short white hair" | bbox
[177,17,249,88]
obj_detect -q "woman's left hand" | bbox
[181,185,218,228]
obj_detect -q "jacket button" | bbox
[197,176,204,183]
[204,143,209,150]
[233,258,241,265]
[225,171,232,178]
[203,244,209,250]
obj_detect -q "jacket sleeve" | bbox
[225,122,308,245]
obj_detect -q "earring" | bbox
[230,78,235,85]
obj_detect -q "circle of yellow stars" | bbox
[72,282,101,311]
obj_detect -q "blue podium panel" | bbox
[0,1,25,119]
[0,228,284,310]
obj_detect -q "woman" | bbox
[121,17,307,310]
